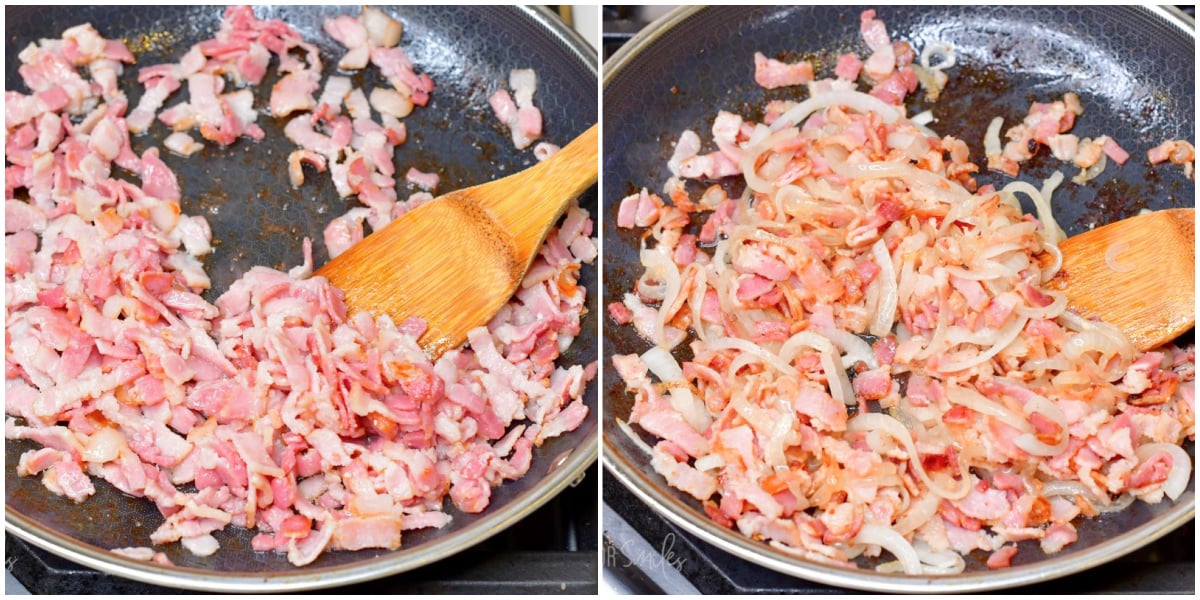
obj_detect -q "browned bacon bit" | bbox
[1147,139,1195,179]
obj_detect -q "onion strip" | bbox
[1104,241,1134,273]
[1135,443,1192,501]
[848,413,971,499]
[984,116,1004,158]
[769,90,903,132]
[852,524,922,575]
[869,238,898,337]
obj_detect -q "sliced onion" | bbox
[642,347,712,433]
[1104,241,1134,273]
[935,315,1029,373]
[1057,311,1135,364]
[984,116,1004,158]
[1015,289,1067,320]
[1135,443,1192,501]
[616,418,654,456]
[822,350,855,407]
[710,336,797,375]
[893,493,940,536]
[920,42,956,72]
[831,160,973,203]
[1072,150,1107,185]
[869,238,898,337]
[1096,492,1136,514]
[693,453,726,472]
[915,539,967,573]
[688,267,711,343]
[730,397,775,441]
[1041,481,1136,513]
[853,524,922,575]
[1040,170,1065,203]
[945,383,1032,433]
[1040,241,1064,282]
[910,110,935,126]
[848,413,971,499]
[1021,357,1074,372]
[1003,180,1065,243]
[641,246,683,349]
[764,396,797,466]
[642,346,685,382]
[769,91,903,133]
[818,328,878,370]
[779,331,854,405]
[740,127,801,193]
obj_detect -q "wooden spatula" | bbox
[316,124,598,358]
[1043,207,1194,351]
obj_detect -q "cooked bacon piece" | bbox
[405,167,439,191]
[270,71,320,118]
[859,9,895,81]
[163,132,204,157]
[1148,139,1195,178]
[835,53,864,81]
[287,149,327,187]
[489,69,543,150]
[986,545,1019,568]
[754,52,814,89]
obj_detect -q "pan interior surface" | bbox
[5,5,598,591]
[602,5,1194,593]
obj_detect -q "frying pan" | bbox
[4,5,598,592]
[602,5,1195,593]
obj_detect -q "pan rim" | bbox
[601,4,1195,594]
[4,4,599,593]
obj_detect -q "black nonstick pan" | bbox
[5,5,598,592]
[602,5,1194,593]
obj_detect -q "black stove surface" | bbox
[6,464,597,595]
[603,469,1195,595]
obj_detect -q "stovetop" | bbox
[600,4,1196,595]
[5,465,596,595]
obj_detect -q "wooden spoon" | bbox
[316,124,598,358]
[1043,207,1194,351]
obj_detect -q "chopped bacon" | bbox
[986,545,1019,568]
[1099,136,1129,165]
[851,368,891,400]
[405,167,439,191]
[287,149,327,187]
[1147,139,1194,178]
[1039,523,1078,554]
[859,9,895,81]
[608,7,1194,576]
[490,69,543,150]
[6,8,592,569]
[269,71,319,118]
[608,302,635,325]
[163,132,204,157]
[753,52,814,89]
[835,53,864,81]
